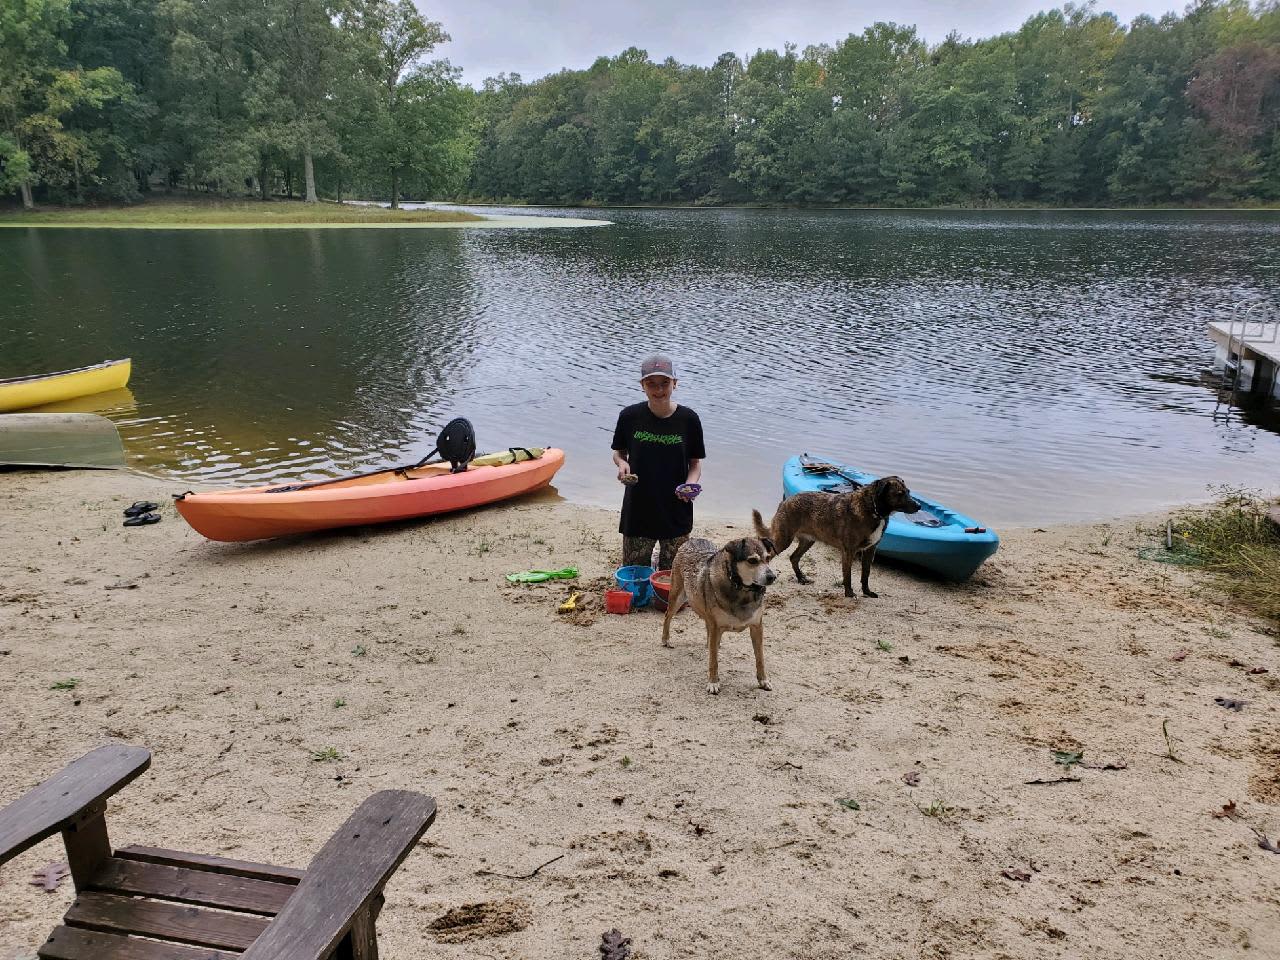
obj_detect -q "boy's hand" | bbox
[675,482,702,502]
[618,469,639,485]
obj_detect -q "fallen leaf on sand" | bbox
[902,771,920,787]
[1212,801,1239,820]
[30,862,70,892]
[1170,650,1189,662]
[1248,667,1268,675]
[835,798,861,811]
[1080,758,1128,771]
[1002,868,1032,882]
[104,573,150,590]
[600,929,633,960]
[1052,750,1084,767]
[1254,831,1280,855]
[1214,696,1247,712]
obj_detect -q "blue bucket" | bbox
[615,565,655,608]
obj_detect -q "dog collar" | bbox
[731,572,765,596]
[864,488,885,520]
[723,552,766,595]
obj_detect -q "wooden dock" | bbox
[1207,319,1280,401]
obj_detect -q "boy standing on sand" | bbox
[611,353,705,570]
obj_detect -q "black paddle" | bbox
[262,418,477,494]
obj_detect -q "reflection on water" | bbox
[5,228,478,481]
[29,386,137,417]
[3,208,1279,525]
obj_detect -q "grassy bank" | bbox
[1166,489,1280,630]
[0,198,482,227]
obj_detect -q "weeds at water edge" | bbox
[1155,488,1280,630]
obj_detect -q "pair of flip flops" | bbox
[123,501,161,527]
[505,567,579,583]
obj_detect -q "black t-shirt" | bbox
[611,403,706,540]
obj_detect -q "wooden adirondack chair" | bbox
[0,744,436,960]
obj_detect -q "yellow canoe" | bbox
[0,358,132,412]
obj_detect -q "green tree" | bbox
[824,23,926,202]
[647,54,742,203]
[344,0,461,206]
[1092,2,1222,203]
[252,0,346,202]
[156,0,259,193]
[1,0,127,206]
[586,48,664,202]
[65,0,168,199]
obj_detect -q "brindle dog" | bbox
[661,536,777,695]
[752,476,920,598]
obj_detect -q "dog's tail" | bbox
[751,508,771,541]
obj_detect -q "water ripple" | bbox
[2,208,1278,524]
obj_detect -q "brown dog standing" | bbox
[661,536,777,694]
[752,477,920,598]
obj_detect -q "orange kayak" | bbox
[174,447,564,542]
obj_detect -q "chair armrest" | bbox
[0,744,150,865]
[240,790,436,960]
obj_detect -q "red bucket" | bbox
[605,589,633,615]
[649,569,684,613]
[650,569,672,603]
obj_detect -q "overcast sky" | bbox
[419,1,1183,88]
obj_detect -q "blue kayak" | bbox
[780,454,999,582]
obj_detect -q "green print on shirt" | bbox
[633,430,682,445]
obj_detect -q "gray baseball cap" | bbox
[640,353,676,380]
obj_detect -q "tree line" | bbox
[1,0,471,208]
[3,0,1280,209]
[469,1,1280,206]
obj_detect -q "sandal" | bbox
[505,567,579,583]
[123,501,159,517]
[123,512,161,527]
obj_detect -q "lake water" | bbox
[3,207,1279,526]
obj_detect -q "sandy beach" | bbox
[1,468,1277,959]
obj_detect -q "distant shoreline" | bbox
[445,200,1280,214]
[0,198,609,230]
[0,216,611,230]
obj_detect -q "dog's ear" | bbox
[728,538,749,562]
[761,537,776,558]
